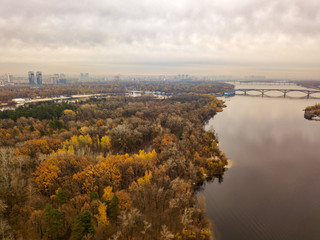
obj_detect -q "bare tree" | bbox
[160,225,174,240]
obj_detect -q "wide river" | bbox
[203,84,320,240]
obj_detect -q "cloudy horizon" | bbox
[1,0,320,79]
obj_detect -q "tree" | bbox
[34,153,90,195]
[49,120,64,130]
[90,191,99,201]
[63,109,76,121]
[108,194,119,220]
[118,208,142,238]
[137,170,152,186]
[0,218,12,240]
[94,202,108,226]
[33,156,61,195]
[160,225,174,240]
[116,190,132,211]
[52,187,67,205]
[96,119,104,127]
[44,204,65,239]
[15,139,51,158]
[72,210,95,240]
[28,210,45,239]
[0,200,13,239]
[100,135,111,155]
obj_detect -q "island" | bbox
[304,104,320,121]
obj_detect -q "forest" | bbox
[0,81,231,103]
[0,82,231,240]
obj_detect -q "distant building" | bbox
[7,74,13,83]
[178,73,192,82]
[49,77,56,84]
[49,73,67,84]
[57,79,67,84]
[80,73,89,80]
[28,71,35,85]
[36,72,42,85]
[50,74,60,84]
[114,75,120,81]
[57,74,67,84]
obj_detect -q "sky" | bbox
[1,0,320,79]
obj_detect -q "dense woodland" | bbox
[0,82,231,240]
[304,104,320,120]
[0,81,231,103]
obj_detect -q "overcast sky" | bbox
[1,0,320,78]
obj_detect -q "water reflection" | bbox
[202,85,320,240]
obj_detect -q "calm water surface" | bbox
[203,85,320,240]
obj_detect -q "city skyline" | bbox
[1,0,320,79]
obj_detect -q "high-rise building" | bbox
[36,72,42,85]
[7,74,13,83]
[50,74,60,84]
[28,71,35,85]
[57,74,67,84]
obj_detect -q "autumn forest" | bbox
[0,82,232,240]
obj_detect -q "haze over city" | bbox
[1,0,320,79]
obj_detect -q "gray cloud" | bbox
[0,0,320,77]
[1,0,319,46]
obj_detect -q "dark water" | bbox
[203,88,320,240]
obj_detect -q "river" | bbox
[202,84,320,240]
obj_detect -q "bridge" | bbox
[226,89,320,98]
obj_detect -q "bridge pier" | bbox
[261,90,264,97]
[284,90,287,98]
[307,91,310,99]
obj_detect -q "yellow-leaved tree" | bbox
[137,170,152,186]
[102,186,114,202]
[94,202,109,226]
[100,135,111,155]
